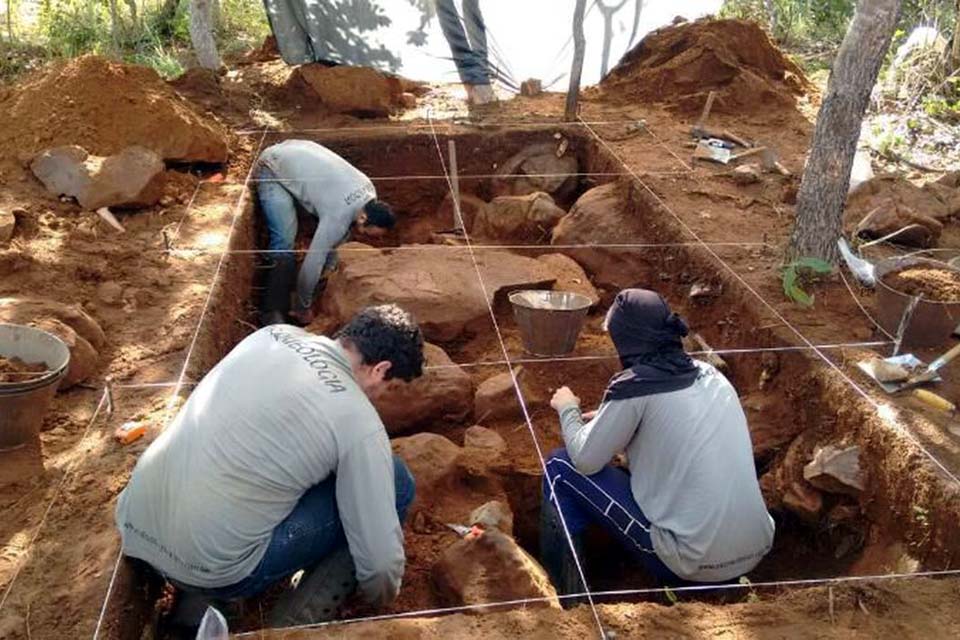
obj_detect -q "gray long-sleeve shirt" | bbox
[115,326,404,605]
[556,361,774,582]
[258,140,377,310]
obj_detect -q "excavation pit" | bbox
[95,126,960,638]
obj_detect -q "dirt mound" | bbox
[0,55,228,166]
[598,18,809,115]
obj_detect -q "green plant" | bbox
[782,257,833,307]
[739,576,760,603]
[662,585,679,604]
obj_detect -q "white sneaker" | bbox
[466,84,498,106]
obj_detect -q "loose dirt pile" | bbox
[0,55,228,169]
[597,18,809,115]
[884,266,960,302]
[0,356,46,382]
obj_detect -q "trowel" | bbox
[858,341,960,393]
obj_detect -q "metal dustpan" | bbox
[857,354,941,393]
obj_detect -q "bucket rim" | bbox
[508,289,594,312]
[0,323,70,394]
[875,256,960,306]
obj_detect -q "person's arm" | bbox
[335,432,405,606]
[553,389,642,475]
[294,214,350,312]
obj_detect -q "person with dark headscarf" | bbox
[540,288,774,595]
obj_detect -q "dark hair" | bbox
[363,199,396,229]
[335,304,424,382]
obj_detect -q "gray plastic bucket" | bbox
[0,323,70,451]
[509,290,592,357]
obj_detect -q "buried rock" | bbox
[392,433,463,505]
[535,254,599,306]
[472,192,565,243]
[552,181,657,289]
[432,527,559,608]
[803,445,864,496]
[463,425,507,455]
[854,204,942,248]
[474,367,545,422]
[30,318,98,390]
[490,143,579,201]
[469,500,514,535]
[373,343,473,435]
[324,245,556,342]
[31,145,165,211]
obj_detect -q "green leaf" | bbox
[792,257,834,274]
[663,586,679,604]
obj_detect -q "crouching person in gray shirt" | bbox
[541,288,774,595]
[115,305,424,633]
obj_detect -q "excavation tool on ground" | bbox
[446,523,484,539]
[858,342,960,394]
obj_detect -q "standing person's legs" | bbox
[461,0,490,79]
[257,165,299,324]
[542,448,681,586]
[435,0,489,87]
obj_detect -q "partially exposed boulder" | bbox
[463,425,507,455]
[432,527,559,608]
[392,433,462,504]
[472,192,565,243]
[491,143,579,201]
[373,343,473,435]
[854,204,942,248]
[551,181,656,289]
[31,145,165,210]
[0,209,15,243]
[782,481,823,522]
[437,193,488,232]
[474,367,544,422]
[29,318,98,391]
[536,254,599,307]
[324,246,556,342]
[469,500,514,535]
[803,445,865,496]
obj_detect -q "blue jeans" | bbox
[436,0,491,85]
[185,455,415,599]
[543,448,682,585]
[256,165,338,315]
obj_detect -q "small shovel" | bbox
[858,342,960,393]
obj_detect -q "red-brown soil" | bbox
[884,266,960,302]
[0,356,46,383]
[596,18,810,115]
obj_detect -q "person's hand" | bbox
[290,307,315,326]
[581,409,597,421]
[550,386,580,412]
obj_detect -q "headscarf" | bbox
[602,288,700,401]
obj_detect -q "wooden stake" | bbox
[448,140,463,232]
[565,0,587,122]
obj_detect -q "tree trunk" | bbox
[107,0,122,50]
[565,0,587,122]
[788,0,901,263]
[763,0,777,36]
[952,0,960,70]
[189,0,222,70]
[6,0,14,42]
[597,0,629,78]
[124,0,138,26]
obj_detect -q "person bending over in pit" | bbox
[540,288,774,594]
[255,139,396,326]
[115,305,424,635]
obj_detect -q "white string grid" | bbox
[76,113,960,637]
[232,567,960,637]
[92,131,270,639]
[576,115,960,488]
[424,110,607,635]
[234,118,652,136]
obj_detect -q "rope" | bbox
[578,116,960,488]
[426,109,607,637]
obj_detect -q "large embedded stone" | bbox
[474,367,543,422]
[30,318,98,390]
[535,253,599,306]
[491,143,579,201]
[324,245,556,342]
[392,433,462,503]
[31,145,165,211]
[373,343,473,435]
[471,192,565,243]
[0,297,105,349]
[294,64,405,117]
[803,445,865,496]
[432,527,559,608]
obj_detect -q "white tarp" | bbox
[263,0,721,88]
